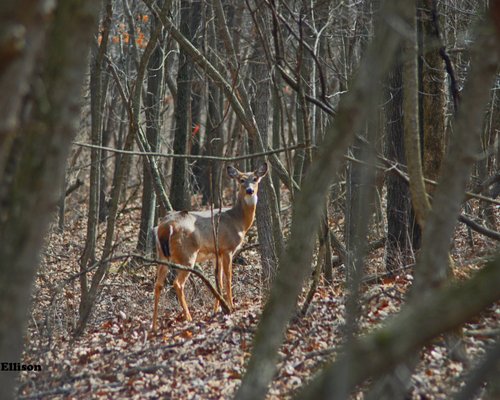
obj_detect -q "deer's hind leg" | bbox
[152,264,169,331]
[172,253,198,322]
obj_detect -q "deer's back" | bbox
[159,209,246,261]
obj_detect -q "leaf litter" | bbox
[18,196,500,399]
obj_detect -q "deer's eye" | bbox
[240,179,245,183]
[253,177,258,182]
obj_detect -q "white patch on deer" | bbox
[244,194,258,206]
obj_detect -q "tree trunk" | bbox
[384,49,418,272]
[248,12,283,290]
[138,21,164,254]
[0,0,53,179]
[0,0,99,395]
[99,98,115,222]
[170,0,201,210]
[419,0,446,189]
[79,0,112,316]
[199,2,223,207]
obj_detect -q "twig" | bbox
[429,1,460,114]
[374,155,500,206]
[73,141,314,163]
[464,329,500,338]
[458,214,500,241]
[65,178,83,197]
[18,387,73,400]
[362,263,415,285]
[47,252,231,329]
[233,243,259,260]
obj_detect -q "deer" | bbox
[152,163,268,331]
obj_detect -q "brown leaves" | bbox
[18,195,500,399]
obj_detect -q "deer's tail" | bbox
[154,224,173,258]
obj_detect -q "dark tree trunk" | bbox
[385,49,419,272]
[345,137,364,284]
[170,0,201,210]
[248,22,283,290]
[197,2,223,207]
[190,79,203,194]
[138,25,164,254]
[79,0,112,315]
[201,82,224,207]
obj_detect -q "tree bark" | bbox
[0,0,53,180]
[0,0,99,395]
[419,0,446,188]
[79,0,112,316]
[404,6,431,228]
[138,15,164,254]
[170,0,200,210]
[384,47,419,272]
[248,23,282,290]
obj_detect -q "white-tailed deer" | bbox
[152,163,268,331]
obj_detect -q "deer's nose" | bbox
[246,188,254,195]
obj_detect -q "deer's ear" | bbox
[227,165,240,179]
[255,163,268,178]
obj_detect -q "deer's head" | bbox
[227,163,268,206]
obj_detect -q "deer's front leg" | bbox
[213,255,224,313]
[222,252,234,310]
[173,269,193,322]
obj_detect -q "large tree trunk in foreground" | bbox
[0,0,99,396]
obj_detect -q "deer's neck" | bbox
[229,194,258,233]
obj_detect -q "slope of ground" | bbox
[17,192,500,399]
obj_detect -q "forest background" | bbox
[1,0,500,399]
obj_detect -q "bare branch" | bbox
[73,141,314,162]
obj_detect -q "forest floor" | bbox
[17,188,500,399]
